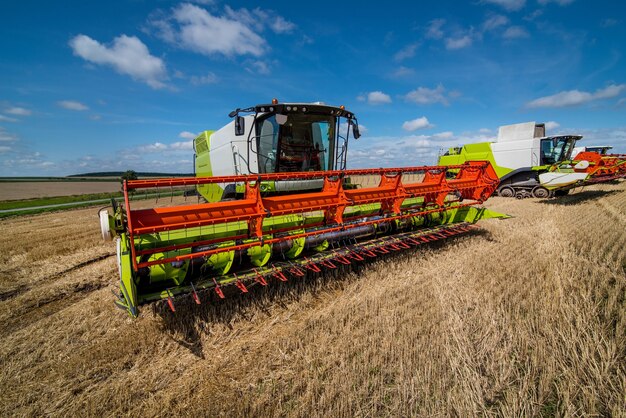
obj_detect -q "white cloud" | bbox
[402,116,434,132]
[153,3,268,57]
[359,91,392,105]
[593,84,626,99]
[0,151,57,172]
[390,66,415,78]
[246,60,271,75]
[394,43,419,61]
[481,0,526,11]
[404,85,453,105]
[344,126,507,169]
[179,131,198,139]
[433,131,454,139]
[339,122,368,137]
[503,26,529,39]
[445,35,473,50]
[0,114,18,122]
[544,121,560,130]
[0,128,21,156]
[170,140,194,150]
[524,9,543,21]
[137,136,197,153]
[0,127,18,142]
[139,142,168,153]
[537,0,574,5]
[270,16,296,33]
[70,34,167,89]
[601,18,618,28]
[526,84,626,108]
[426,19,446,39]
[57,100,89,111]
[190,72,218,85]
[6,107,32,116]
[483,15,509,31]
[556,126,626,154]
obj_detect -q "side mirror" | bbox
[352,121,361,139]
[235,115,245,136]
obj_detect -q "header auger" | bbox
[100,102,504,317]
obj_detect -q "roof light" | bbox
[272,98,278,104]
[340,105,345,110]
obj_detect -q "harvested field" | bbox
[0,181,624,416]
[0,182,120,201]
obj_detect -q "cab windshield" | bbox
[256,113,336,173]
[588,147,610,155]
[540,137,576,164]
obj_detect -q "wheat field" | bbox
[0,181,624,417]
[0,182,121,201]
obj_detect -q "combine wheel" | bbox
[531,186,550,199]
[497,186,515,198]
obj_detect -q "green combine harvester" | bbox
[100,101,505,316]
[438,122,590,198]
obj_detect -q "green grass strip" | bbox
[0,192,124,210]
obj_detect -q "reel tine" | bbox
[253,268,268,286]
[271,264,288,282]
[212,278,225,299]
[304,257,321,272]
[190,281,201,305]
[166,289,176,313]
[234,273,249,293]
[320,259,337,269]
[288,262,306,277]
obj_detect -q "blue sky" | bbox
[1,0,625,176]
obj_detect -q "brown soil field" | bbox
[0,181,624,416]
[0,182,120,201]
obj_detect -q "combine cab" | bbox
[438,122,589,198]
[100,102,504,317]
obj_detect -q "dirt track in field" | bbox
[0,181,624,416]
[0,182,120,200]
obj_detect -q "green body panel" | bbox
[115,237,139,317]
[194,130,225,202]
[438,142,514,179]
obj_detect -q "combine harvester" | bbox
[572,145,626,160]
[438,122,590,198]
[100,101,503,317]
